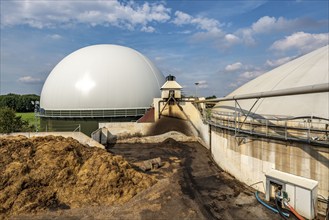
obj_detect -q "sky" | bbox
[0,0,328,98]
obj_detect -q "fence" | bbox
[39,108,148,118]
[207,111,329,146]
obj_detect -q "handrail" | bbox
[73,124,81,132]
[207,112,329,146]
[39,108,148,118]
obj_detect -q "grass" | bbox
[16,112,35,122]
[16,112,40,131]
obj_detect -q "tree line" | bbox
[0,107,31,133]
[0,93,40,112]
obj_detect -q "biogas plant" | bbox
[4,44,328,219]
[40,45,165,135]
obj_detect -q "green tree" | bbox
[205,95,217,108]
[0,94,40,112]
[205,95,217,99]
[0,107,30,133]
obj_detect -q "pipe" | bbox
[255,191,290,217]
[249,181,265,193]
[283,200,305,220]
[207,120,329,147]
[276,197,288,220]
[197,83,329,103]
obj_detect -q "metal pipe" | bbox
[255,191,290,217]
[238,98,259,132]
[207,119,329,147]
[198,83,329,103]
[275,196,288,220]
[283,200,305,220]
[234,101,237,136]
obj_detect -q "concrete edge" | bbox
[0,132,105,149]
[114,131,199,144]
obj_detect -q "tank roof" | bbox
[40,44,165,112]
[214,45,329,119]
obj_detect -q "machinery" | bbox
[158,75,184,119]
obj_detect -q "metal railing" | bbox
[207,111,329,146]
[199,83,329,103]
[39,108,148,118]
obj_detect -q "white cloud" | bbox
[225,34,240,44]
[270,32,329,53]
[266,56,296,67]
[172,11,192,26]
[229,70,264,88]
[193,17,221,33]
[178,30,192,34]
[235,16,328,46]
[240,71,262,79]
[251,16,277,33]
[48,34,62,40]
[141,26,155,33]
[173,11,245,50]
[225,62,264,88]
[225,62,243,72]
[1,1,171,32]
[173,11,221,33]
[252,16,328,34]
[237,28,256,46]
[18,76,43,84]
[172,14,327,50]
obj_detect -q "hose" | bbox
[255,191,289,217]
[283,200,305,220]
[276,197,288,220]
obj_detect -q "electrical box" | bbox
[265,169,318,219]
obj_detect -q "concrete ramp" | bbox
[137,107,155,123]
[114,131,201,144]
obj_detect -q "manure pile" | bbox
[0,135,156,218]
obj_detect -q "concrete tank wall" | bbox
[99,122,153,137]
[179,102,210,148]
[40,116,141,136]
[153,98,209,146]
[210,126,329,212]
[97,100,210,147]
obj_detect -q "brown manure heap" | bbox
[0,135,155,218]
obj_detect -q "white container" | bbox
[265,169,318,219]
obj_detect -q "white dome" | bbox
[214,45,329,119]
[40,45,165,112]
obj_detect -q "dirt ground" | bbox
[8,137,278,220]
[106,139,276,220]
[0,135,155,219]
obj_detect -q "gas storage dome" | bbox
[40,44,165,116]
[213,45,329,119]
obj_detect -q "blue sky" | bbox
[1,0,328,97]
